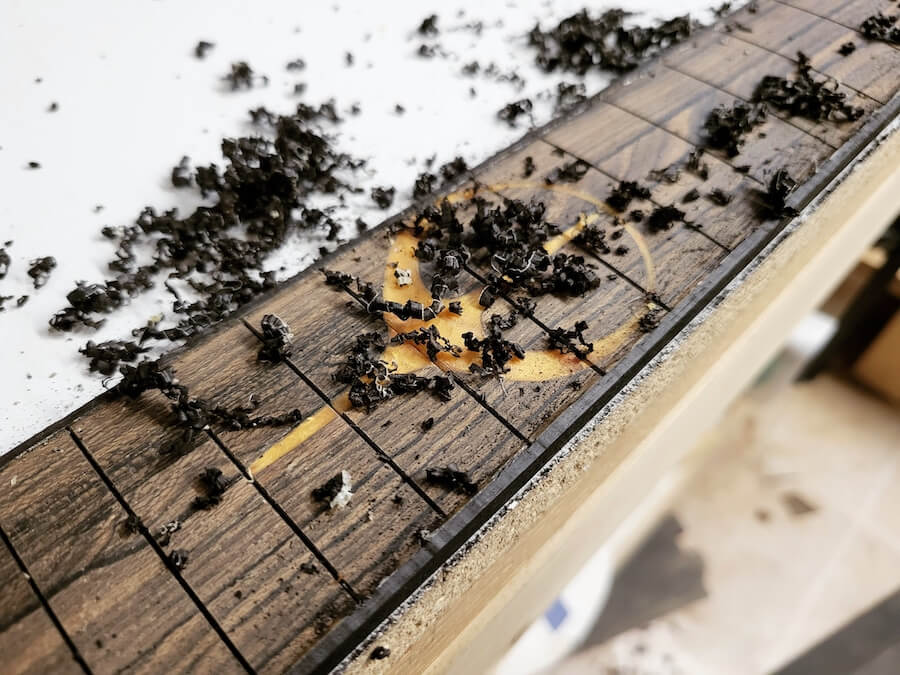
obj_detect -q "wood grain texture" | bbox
[70,386,354,673]
[242,241,529,515]
[166,320,444,596]
[663,31,877,148]
[781,0,900,32]
[0,542,81,675]
[0,432,241,674]
[1,2,897,671]
[509,136,731,308]
[729,1,900,104]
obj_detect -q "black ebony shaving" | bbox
[27,256,56,289]
[703,101,767,157]
[753,53,864,122]
[528,10,693,75]
[257,314,293,363]
[425,464,478,495]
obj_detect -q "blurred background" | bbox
[497,229,900,674]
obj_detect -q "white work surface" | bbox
[0,0,725,453]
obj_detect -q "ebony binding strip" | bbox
[67,428,256,674]
[289,81,900,675]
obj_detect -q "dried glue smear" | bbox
[330,470,354,509]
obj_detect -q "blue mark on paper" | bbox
[544,599,568,630]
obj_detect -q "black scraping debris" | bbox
[47,102,59,112]
[26,161,41,169]
[547,320,593,356]
[639,308,662,333]
[392,325,462,362]
[528,9,693,75]
[311,470,353,509]
[544,159,590,184]
[223,61,268,89]
[706,188,732,206]
[686,150,710,180]
[191,467,231,510]
[171,156,192,187]
[286,58,306,71]
[703,101,767,157]
[497,98,533,128]
[838,41,856,56]
[111,358,303,455]
[418,14,439,36]
[169,549,189,570]
[522,155,536,178]
[648,162,681,184]
[156,520,180,546]
[574,223,610,254]
[420,417,435,432]
[646,205,685,233]
[753,53,864,122]
[606,181,651,212]
[760,168,799,218]
[80,340,149,376]
[463,312,526,378]
[0,247,9,279]
[370,185,396,209]
[300,561,319,575]
[555,81,587,113]
[682,188,700,203]
[438,156,469,186]
[51,97,363,351]
[425,464,478,495]
[257,314,293,363]
[27,256,56,288]
[194,40,215,59]
[412,171,438,199]
[370,646,391,660]
[859,13,900,46]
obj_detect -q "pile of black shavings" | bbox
[462,311,526,378]
[191,467,234,510]
[391,325,462,361]
[703,101,767,157]
[497,98,534,128]
[461,197,601,298]
[257,313,293,363]
[757,168,799,218]
[527,9,693,76]
[330,329,456,412]
[753,53,864,123]
[606,180,651,212]
[49,99,364,375]
[547,320,593,356]
[325,196,604,402]
[113,359,302,456]
[27,256,57,289]
[412,156,470,200]
[860,13,899,46]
